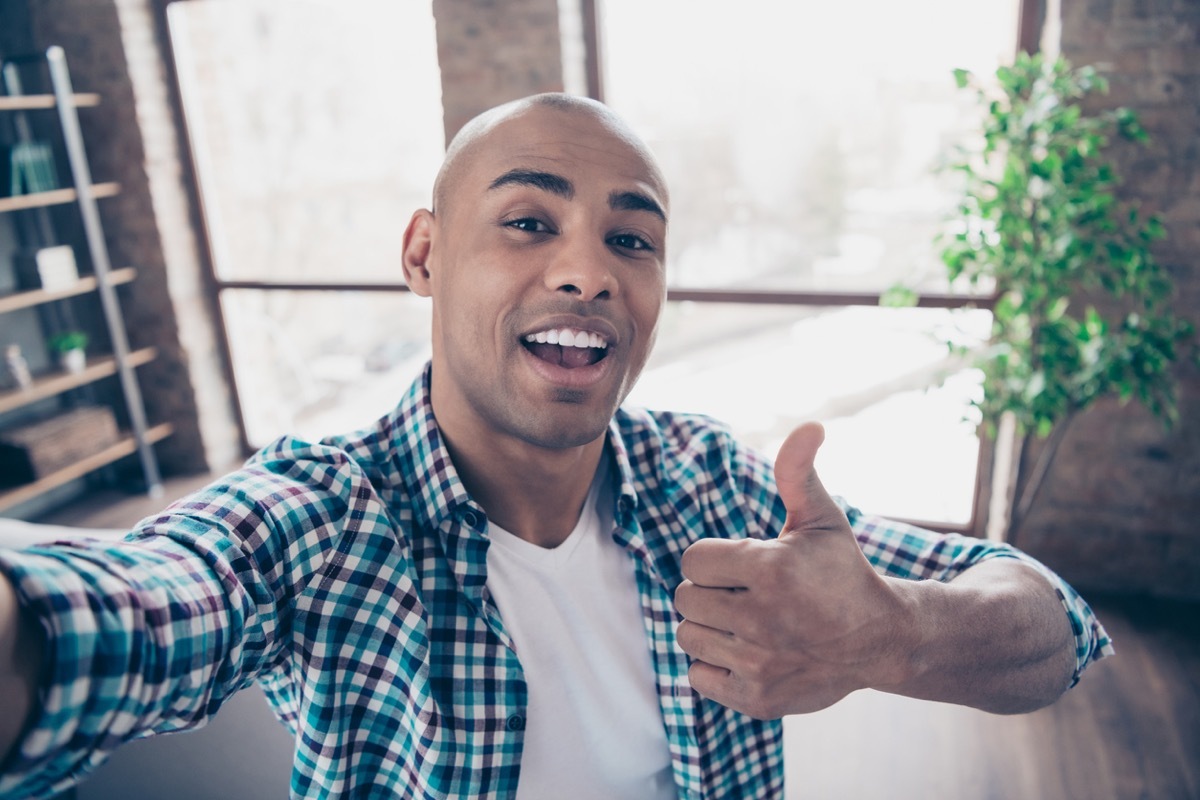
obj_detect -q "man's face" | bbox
[406,105,669,451]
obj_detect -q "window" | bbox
[167,0,443,444]
[601,0,1019,526]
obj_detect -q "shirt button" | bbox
[506,714,525,732]
[461,509,480,528]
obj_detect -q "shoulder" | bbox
[136,431,400,595]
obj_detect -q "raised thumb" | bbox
[774,422,836,536]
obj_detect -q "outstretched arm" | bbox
[675,423,1084,719]
[0,571,44,766]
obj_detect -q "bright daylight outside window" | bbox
[605,0,1018,525]
[168,0,443,446]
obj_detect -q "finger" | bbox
[686,659,735,707]
[773,423,842,536]
[674,581,746,634]
[680,538,754,588]
[676,619,741,671]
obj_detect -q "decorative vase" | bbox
[59,347,86,374]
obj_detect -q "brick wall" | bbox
[432,0,565,143]
[20,0,244,474]
[1012,0,1200,599]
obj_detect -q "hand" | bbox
[674,423,916,719]
[0,571,44,764]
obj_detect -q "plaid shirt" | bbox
[0,365,1111,799]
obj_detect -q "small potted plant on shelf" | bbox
[47,331,89,374]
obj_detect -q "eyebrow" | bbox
[609,190,666,222]
[488,168,667,222]
[488,169,574,199]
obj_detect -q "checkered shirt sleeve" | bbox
[0,439,375,799]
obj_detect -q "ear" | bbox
[402,209,436,297]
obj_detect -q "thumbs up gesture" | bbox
[674,423,916,719]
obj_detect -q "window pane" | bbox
[221,289,432,445]
[627,304,991,524]
[168,0,444,282]
[601,0,1017,293]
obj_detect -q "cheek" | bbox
[628,273,666,338]
[436,264,519,356]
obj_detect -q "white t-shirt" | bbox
[484,473,676,800]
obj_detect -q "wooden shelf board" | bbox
[0,267,136,315]
[0,182,120,213]
[0,347,157,416]
[0,422,173,514]
[0,93,100,111]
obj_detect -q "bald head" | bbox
[431,93,668,218]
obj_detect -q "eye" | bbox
[608,232,654,252]
[505,217,553,234]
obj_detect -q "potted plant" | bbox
[930,52,1195,538]
[47,330,89,374]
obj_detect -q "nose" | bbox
[543,233,618,302]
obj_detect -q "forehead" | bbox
[461,106,669,206]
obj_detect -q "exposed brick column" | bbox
[22,0,243,474]
[1013,0,1200,599]
[432,0,565,144]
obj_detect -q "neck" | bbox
[426,359,614,547]
[443,430,606,548]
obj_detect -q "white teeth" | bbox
[523,327,609,349]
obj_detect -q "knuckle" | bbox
[739,686,780,721]
[740,649,775,682]
[738,613,769,645]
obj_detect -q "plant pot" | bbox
[58,347,86,374]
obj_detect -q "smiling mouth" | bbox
[522,326,610,368]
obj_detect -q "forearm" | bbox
[884,558,1077,714]
[0,534,284,798]
[0,570,45,767]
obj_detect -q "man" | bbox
[0,93,1109,799]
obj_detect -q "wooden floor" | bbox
[34,483,1200,800]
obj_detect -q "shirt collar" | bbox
[391,363,476,531]
[390,362,642,530]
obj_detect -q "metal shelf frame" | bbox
[1,47,164,503]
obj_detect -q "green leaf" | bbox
[939,51,1198,434]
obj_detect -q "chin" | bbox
[514,407,614,450]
